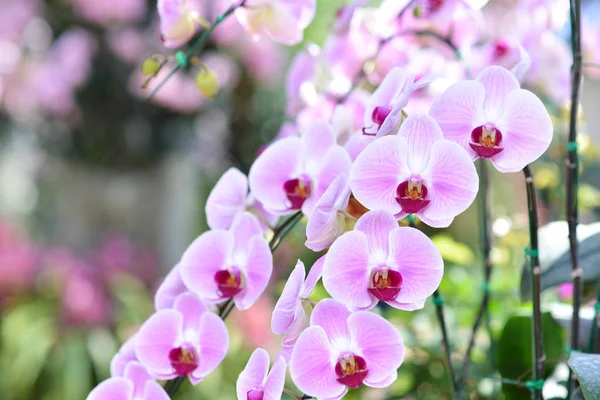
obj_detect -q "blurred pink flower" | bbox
[62,266,112,326]
[0,221,37,296]
[71,0,146,26]
[236,0,316,45]
[0,0,38,41]
[557,283,573,301]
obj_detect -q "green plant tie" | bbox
[567,141,579,151]
[525,379,544,391]
[406,214,416,224]
[524,247,539,257]
[175,51,188,68]
[595,302,600,311]
[566,347,572,355]
[216,15,224,23]
[433,296,445,306]
[481,282,491,293]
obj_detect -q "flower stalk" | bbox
[523,165,545,400]
[459,160,493,393]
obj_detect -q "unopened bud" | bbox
[141,56,162,77]
[195,68,219,98]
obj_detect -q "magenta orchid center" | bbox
[413,0,445,17]
[246,388,265,400]
[335,354,369,388]
[469,124,504,158]
[395,179,431,214]
[283,177,312,210]
[168,344,199,376]
[368,267,403,301]
[493,40,511,59]
[214,268,243,298]
[371,106,392,126]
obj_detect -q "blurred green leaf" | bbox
[0,302,57,399]
[431,235,474,266]
[568,351,600,400]
[497,312,565,399]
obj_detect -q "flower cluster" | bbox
[87,0,557,398]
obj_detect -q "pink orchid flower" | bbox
[305,175,351,251]
[290,299,404,399]
[429,65,553,172]
[322,210,443,311]
[135,293,228,384]
[206,167,278,231]
[350,114,479,227]
[158,0,205,48]
[111,335,139,377]
[87,362,168,400]
[236,348,286,400]
[249,120,352,217]
[154,265,189,310]
[271,258,324,351]
[236,0,316,45]
[180,212,272,310]
[363,67,428,138]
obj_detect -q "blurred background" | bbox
[1,0,600,399]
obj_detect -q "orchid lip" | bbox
[395,179,431,214]
[169,344,198,376]
[335,354,369,389]
[368,268,403,301]
[214,268,243,298]
[247,388,265,400]
[283,177,312,210]
[470,124,504,158]
[371,106,392,126]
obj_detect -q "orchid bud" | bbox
[194,68,219,98]
[141,56,163,77]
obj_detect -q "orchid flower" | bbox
[322,210,443,311]
[429,65,553,172]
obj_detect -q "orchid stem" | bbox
[567,0,583,395]
[147,0,245,100]
[269,211,304,251]
[283,388,305,400]
[523,165,545,400]
[460,160,494,394]
[409,219,459,397]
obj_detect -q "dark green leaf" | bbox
[521,231,600,300]
[497,312,565,399]
[568,351,600,400]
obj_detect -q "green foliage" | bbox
[568,351,600,400]
[497,312,565,399]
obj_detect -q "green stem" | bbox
[460,161,493,395]
[147,0,245,100]
[409,219,458,397]
[567,0,582,395]
[269,211,304,251]
[523,165,545,400]
[587,283,600,353]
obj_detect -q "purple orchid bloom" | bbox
[363,67,428,138]
[429,65,553,172]
[236,348,286,400]
[350,114,479,227]
[236,0,316,45]
[134,293,228,384]
[271,257,324,353]
[206,167,278,231]
[87,362,169,400]
[111,335,139,377]
[180,212,272,310]
[305,175,351,251]
[290,299,404,399]
[322,210,443,311]
[249,120,352,218]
